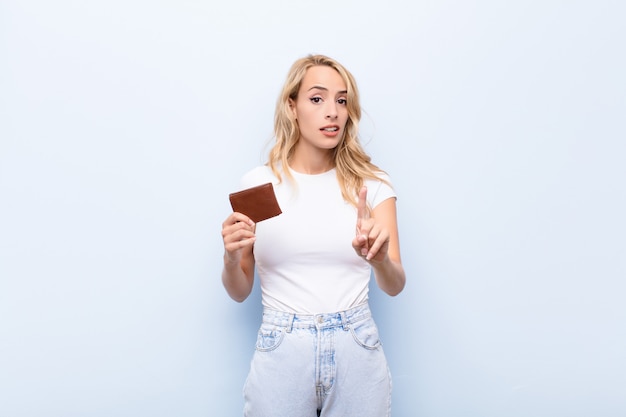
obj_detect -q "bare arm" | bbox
[352,187,406,296]
[221,212,256,302]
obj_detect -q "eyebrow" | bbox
[307,85,348,94]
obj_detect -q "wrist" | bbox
[223,252,241,268]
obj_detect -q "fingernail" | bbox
[361,248,368,256]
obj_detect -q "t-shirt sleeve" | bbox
[365,173,396,209]
[239,165,277,189]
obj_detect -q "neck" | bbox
[289,146,334,175]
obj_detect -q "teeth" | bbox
[323,127,338,132]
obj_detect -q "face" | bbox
[290,65,349,154]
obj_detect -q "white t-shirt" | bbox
[239,165,396,314]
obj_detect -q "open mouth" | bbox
[321,126,339,132]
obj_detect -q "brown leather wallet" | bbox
[228,182,282,223]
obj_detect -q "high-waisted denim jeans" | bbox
[243,303,392,417]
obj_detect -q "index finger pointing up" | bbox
[357,186,369,222]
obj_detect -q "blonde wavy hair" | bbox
[268,54,388,208]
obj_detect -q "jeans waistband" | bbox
[261,303,372,332]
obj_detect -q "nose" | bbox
[325,102,338,120]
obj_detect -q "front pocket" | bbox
[349,317,381,350]
[255,323,285,352]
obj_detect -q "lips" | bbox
[320,125,340,132]
[320,124,341,138]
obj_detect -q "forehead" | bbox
[300,65,347,91]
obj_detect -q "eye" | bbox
[337,98,347,105]
[310,97,322,104]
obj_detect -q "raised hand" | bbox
[352,186,390,263]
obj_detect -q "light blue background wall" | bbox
[1,1,624,416]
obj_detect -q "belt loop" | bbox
[286,313,295,333]
[340,311,349,331]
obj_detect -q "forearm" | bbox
[371,257,406,296]
[221,254,254,302]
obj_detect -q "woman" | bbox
[221,54,406,417]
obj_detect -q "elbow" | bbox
[221,265,254,303]
[230,292,250,303]
[384,278,405,297]
[377,274,406,297]
[387,288,404,297]
[224,285,252,303]
[376,263,406,296]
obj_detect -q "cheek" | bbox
[297,108,316,126]
[341,111,350,126]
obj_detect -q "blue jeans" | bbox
[243,303,392,417]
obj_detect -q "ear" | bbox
[288,98,297,120]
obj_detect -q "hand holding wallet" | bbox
[228,182,282,223]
